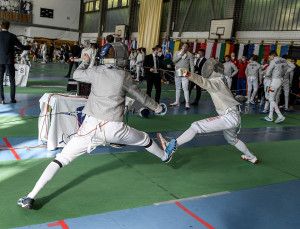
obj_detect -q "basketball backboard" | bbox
[209,19,234,40]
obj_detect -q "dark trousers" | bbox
[189,82,202,103]
[237,78,246,96]
[0,64,16,101]
[231,75,238,92]
[146,73,161,103]
[66,61,79,77]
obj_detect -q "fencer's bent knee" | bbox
[54,154,72,167]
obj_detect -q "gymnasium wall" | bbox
[31,0,81,30]
[10,0,81,41]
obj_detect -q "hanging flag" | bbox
[270,44,277,52]
[216,42,222,60]
[263,45,271,61]
[219,43,226,62]
[205,42,214,59]
[258,44,264,63]
[225,43,230,56]
[247,44,255,59]
[280,45,289,57]
[253,44,260,55]
[169,39,174,53]
[131,39,137,49]
[276,44,281,57]
[229,43,235,56]
[174,40,181,52]
[211,42,218,58]
[200,42,207,50]
[243,44,249,57]
[238,44,244,60]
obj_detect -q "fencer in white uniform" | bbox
[245,55,261,104]
[158,59,258,164]
[17,42,170,209]
[277,57,295,111]
[264,52,294,123]
[223,55,238,90]
[171,43,194,109]
[261,63,272,113]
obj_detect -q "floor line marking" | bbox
[47,220,69,229]
[175,201,215,229]
[2,137,21,160]
[155,191,230,205]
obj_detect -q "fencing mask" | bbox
[201,58,224,78]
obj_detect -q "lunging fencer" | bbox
[158,59,258,164]
[17,42,171,209]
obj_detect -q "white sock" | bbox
[234,140,255,158]
[27,161,61,199]
[145,140,168,161]
[177,127,197,146]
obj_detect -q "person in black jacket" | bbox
[65,41,81,78]
[0,20,30,104]
[144,46,163,103]
[189,49,206,105]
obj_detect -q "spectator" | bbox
[223,55,238,90]
[189,49,206,106]
[171,43,194,109]
[231,52,239,92]
[65,41,81,78]
[144,46,163,103]
[41,42,47,63]
[135,48,144,82]
[49,43,54,62]
[237,56,248,96]
[0,20,30,104]
[129,49,137,72]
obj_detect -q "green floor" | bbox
[0,140,300,228]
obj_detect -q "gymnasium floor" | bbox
[0,63,300,229]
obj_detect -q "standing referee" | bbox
[0,20,30,104]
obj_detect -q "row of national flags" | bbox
[98,37,299,64]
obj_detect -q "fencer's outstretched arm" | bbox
[173,51,183,64]
[186,72,220,92]
[123,72,160,112]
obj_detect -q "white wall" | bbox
[10,25,79,41]
[31,0,81,30]
[236,31,300,44]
